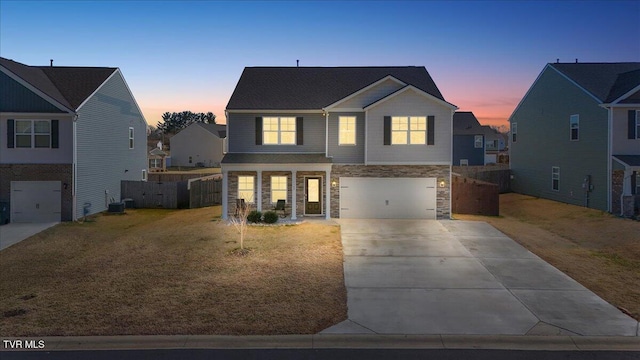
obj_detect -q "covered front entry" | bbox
[305,177,322,215]
[339,177,437,219]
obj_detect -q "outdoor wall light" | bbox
[439,180,446,188]
[331,180,337,187]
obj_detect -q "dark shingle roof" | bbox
[550,62,640,102]
[222,153,332,164]
[605,69,640,103]
[0,57,116,110]
[613,155,640,167]
[226,66,445,110]
[196,123,227,138]
[453,112,484,135]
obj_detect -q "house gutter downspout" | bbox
[72,113,78,221]
[323,109,329,158]
[600,103,613,213]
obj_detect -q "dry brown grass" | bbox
[455,193,640,320]
[0,207,347,336]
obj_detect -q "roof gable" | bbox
[0,57,117,111]
[196,122,227,138]
[550,62,640,102]
[226,66,447,110]
[363,85,457,111]
[453,112,484,135]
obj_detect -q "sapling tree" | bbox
[229,196,252,251]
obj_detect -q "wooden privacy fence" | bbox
[451,175,499,216]
[452,165,511,193]
[121,176,221,209]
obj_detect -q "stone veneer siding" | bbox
[0,164,73,221]
[611,170,623,215]
[330,165,451,219]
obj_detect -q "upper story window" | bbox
[392,116,426,145]
[339,116,356,145]
[264,117,296,145]
[238,176,255,203]
[128,127,134,149]
[511,122,517,143]
[270,176,287,204]
[570,114,579,141]
[474,135,483,148]
[16,120,50,148]
[552,166,560,191]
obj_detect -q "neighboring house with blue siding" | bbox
[509,62,640,216]
[222,66,457,220]
[0,57,147,222]
[170,122,226,167]
[453,111,485,166]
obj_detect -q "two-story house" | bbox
[453,111,485,166]
[221,66,457,220]
[170,122,226,168]
[509,62,640,216]
[0,57,148,222]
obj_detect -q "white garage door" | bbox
[339,177,437,219]
[10,181,61,223]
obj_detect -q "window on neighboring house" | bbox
[511,122,517,143]
[15,120,51,148]
[460,159,469,166]
[636,111,640,139]
[188,156,193,164]
[128,127,134,149]
[263,117,296,145]
[339,116,356,145]
[570,114,579,141]
[238,176,255,203]
[142,169,147,181]
[474,135,483,148]
[392,116,426,145]
[149,158,162,168]
[552,166,560,191]
[270,176,287,204]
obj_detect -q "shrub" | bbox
[262,211,278,224]
[247,210,262,223]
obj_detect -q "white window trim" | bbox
[552,166,560,191]
[238,175,255,203]
[263,117,296,145]
[270,175,288,204]
[128,127,134,149]
[142,169,148,181]
[570,114,579,141]
[460,159,469,166]
[391,116,426,145]
[636,110,640,139]
[338,116,356,146]
[474,135,483,148]
[15,119,51,149]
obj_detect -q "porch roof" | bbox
[613,155,640,168]
[221,153,332,164]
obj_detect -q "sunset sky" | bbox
[1,1,638,128]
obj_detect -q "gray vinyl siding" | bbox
[453,135,484,165]
[334,78,404,109]
[170,124,225,167]
[74,71,147,218]
[0,114,73,164]
[366,89,453,164]
[227,112,325,153]
[0,71,65,113]
[510,66,609,211]
[612,107,640,154]
[327,112,365,163]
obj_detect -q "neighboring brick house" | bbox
[509,62,640,216]
[221,66,457,220]
[0,57,148,222]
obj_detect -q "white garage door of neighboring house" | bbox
[10,181,62,223]
[340,177,437,219]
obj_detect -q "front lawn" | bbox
[0,207,347,336]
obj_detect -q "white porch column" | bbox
[325,170,331,219]
[291,170,297,220]
[256,170,262,212]
[221,170,228,220]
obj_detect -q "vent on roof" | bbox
[50,59,53,67]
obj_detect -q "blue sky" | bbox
[1,1,638,126]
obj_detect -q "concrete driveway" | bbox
[0,222,58,251]
[322,219,639,336]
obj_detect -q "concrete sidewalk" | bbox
[0,222,58,251]
[323,219,639,336]
[0,334,639,352]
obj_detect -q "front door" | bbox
[305,177,322,215]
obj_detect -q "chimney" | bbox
[575,58,578,63]
[556,58,559,63]
[50,59,53,67]
[296,59,299,67]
